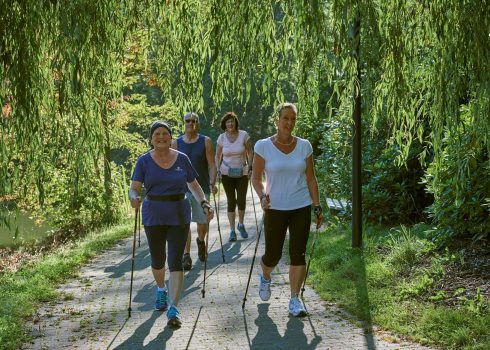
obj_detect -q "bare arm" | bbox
[305,154,324,227]
[205,136,218,194]
[252,153,270,209]
[129,180,143,209]
[245,137,253,167]
[215,143,223,174]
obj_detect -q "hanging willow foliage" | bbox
[147,0,488,161]
[0,1,152,208]
[1,0,489,226]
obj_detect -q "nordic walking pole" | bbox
[301,226,319,299]
[301,207,324,299]
[138,206,141,247]
[242,212,265,309]
[202,221,210,298]
[201,201,213,298]
[128,208,139,318]
[213,176,225,262]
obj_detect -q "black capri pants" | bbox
[144,224,190,271]
[221,175,249,212]
[261,205,311,267]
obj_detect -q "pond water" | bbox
[0,209,55,247]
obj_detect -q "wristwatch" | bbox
[314,205,322,217]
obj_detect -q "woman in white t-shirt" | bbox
[251,102,324,317]
[215,112,253,242]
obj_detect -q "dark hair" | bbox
[220,112,239,131]
[149,121,172,146]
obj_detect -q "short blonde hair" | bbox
[275,102,297,118]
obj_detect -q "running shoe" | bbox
[166,305,182,327]
[237,223,248,239]
[259,274,271,301]
[288,296,308,317]
[229,230,237,242]
[155,288,168,311]
[182,253,192,271]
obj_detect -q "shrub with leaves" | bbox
[424,108,490,242]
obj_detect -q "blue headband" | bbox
[149,121,172,139]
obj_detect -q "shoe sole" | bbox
[289,310,308,317]
[155,305,168,311]
[167,317,182,327]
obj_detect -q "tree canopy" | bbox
[1,0,489,238]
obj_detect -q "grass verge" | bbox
[308,220,490,350]
[0,220,132,350]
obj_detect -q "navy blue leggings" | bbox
[221,175,249,212]
[261,205,311,267]
[144,224,189,271]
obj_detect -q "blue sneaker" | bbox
[166,305,182,327]
[229,230,237,242]
[155,288,168,311]
[237,223,248,239]
[259,274,271,301]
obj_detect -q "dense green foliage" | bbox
[1,1,489,243]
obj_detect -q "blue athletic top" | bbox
[177,134,210,194]
[131,151,197,226]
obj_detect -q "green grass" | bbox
[308,221,490,349]
[0,220,132,350]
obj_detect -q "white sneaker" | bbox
[259,274,271,301]
[288,296,307,317]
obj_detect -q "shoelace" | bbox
[168,306,179,318]
[157,291,166,303]
[290,297,302,309]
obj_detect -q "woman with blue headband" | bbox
[129,120,214,328]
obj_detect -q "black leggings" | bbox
[221,175,249,212]
[144,224,189,271]
[261,205,311,267]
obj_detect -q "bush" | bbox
[317,116,432,225]
[424,118,490,242]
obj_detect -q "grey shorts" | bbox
[187,192,211,224]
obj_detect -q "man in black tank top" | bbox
[172,112,218,270]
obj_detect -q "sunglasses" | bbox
[185,119,197,124]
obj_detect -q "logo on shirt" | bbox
[175,166,183,172]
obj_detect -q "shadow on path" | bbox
[250,304,322,349]
[112,312,175,349]
[353,248,376,350]
[104,242,151,279]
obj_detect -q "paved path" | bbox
[26,190,433,350]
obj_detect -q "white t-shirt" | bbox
[254,137,313,210]
[217,130,250,176]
